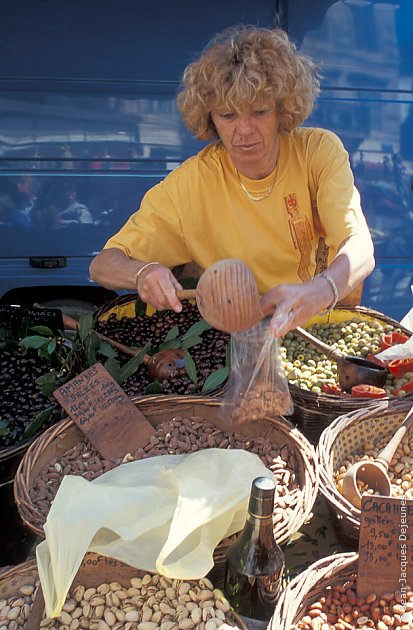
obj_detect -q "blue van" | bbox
[0,0,412,320]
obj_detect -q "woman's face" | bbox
[210,105,280,179]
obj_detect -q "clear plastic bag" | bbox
[222,320,294,427]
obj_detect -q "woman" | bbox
[89,26,374,337]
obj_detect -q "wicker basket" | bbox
[93,293,229,397]
[288,305,412,444]
[14,395,318,586]
[271,552,359,629]
[0,555,246,629]
[0,558,38,594]
[317,396,413,546]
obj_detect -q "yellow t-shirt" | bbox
[104,127,370,294]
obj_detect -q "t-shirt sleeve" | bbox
[103,179,191,267]
[309,130,371,252]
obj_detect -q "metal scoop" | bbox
[341,404,413,509]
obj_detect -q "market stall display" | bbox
[93,295,230,396]
[317,397,413,545]
[0,555,245,629]
[14,395,318,587]
[340,404,413,508]
[280,306,412,443]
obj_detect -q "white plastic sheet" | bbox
[376,288,413,360]
[36,448,273,618]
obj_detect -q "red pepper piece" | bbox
[366,353,387,369]
[388,358,413,377]
[351,384,387,398]
[380,331,409,350]
[393,379,413,395]
[321,383,349,397]
[391,331,410,345]
[380,333,393,350]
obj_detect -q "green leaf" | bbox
[0,420,10,437]
[97,339,117,358]
[30,325,55,336]
[35,371,58,397]
[47,339,57,354]
[118,342,150,383]
[144,381,164,394]
[78,312,94,342]
[104,356,123,384]
[201,366,229,392]
[181,320,211,339]
[85,332,101,367]
[158,338,182,350]
[35,372,57,385]
[22,407,55,441]
[179,335,203,351]
[163,325,179,342]
[184,351,197,385]
[19,335,49,349]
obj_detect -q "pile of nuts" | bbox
[280,319,402,396]
[0,572,238,630]
[30,415,301,535]
[334,428,413,500]
[0,581,35,627]
[295,578,412,629]
[229,387,293,424]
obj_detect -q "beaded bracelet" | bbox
[134,261,160,288]
[319,271,339,314]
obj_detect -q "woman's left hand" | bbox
[260,280,330,337]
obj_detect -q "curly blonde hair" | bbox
[177,26,320,140]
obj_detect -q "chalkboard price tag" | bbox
[0,304,63,335]
[357,495,413,598]
[53,363,156,461]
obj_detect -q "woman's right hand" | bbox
[136,262,184,313]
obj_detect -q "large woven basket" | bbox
[271,552,359,629]
[288,305,412,444]
[14,395,318,586]
[317,396,413,546]
[93,293,229,397]
[0,555,246,629]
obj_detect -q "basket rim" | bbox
[0,558,38,580]
[317,397,413,524]
[14,394,319,546]
[271,552,358,629]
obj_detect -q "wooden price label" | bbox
[53,363,156,461]
[357,495,413,598]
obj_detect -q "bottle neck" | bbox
[238,512,275,547]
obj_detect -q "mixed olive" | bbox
[280,319,406,397]
[94,301,229,396]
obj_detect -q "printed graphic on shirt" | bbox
[284,193,313,282]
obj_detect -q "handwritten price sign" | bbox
[357,495,413,598]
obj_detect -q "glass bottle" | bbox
[223,476,285,630]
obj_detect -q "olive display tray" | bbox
[288,305,412,444]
